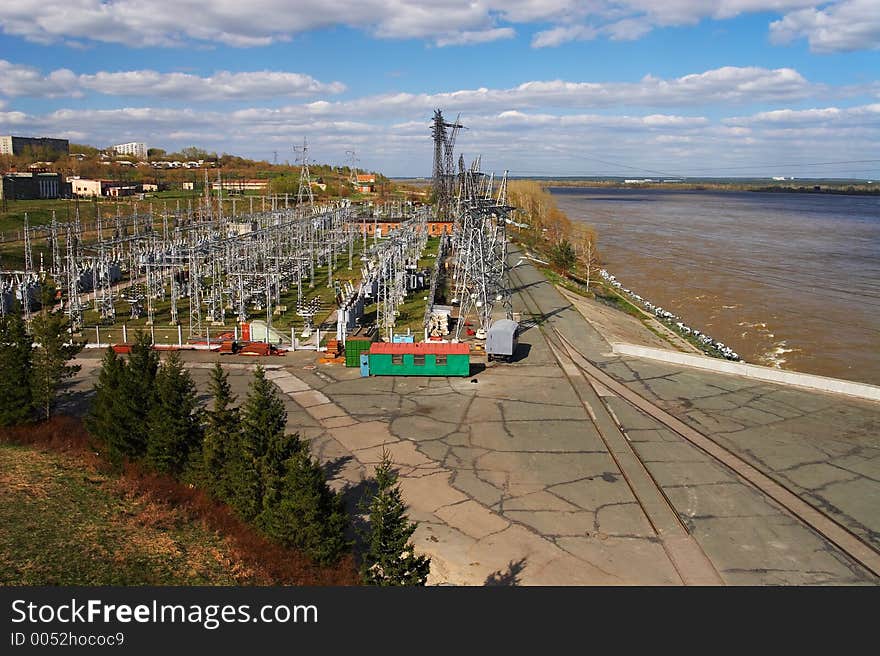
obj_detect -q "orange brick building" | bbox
[355,174,376,193]
[353,218,453,237]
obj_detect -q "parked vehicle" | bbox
[485,319,519,362]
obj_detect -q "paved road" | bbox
[65,248,880,585]
[505,244,879,583]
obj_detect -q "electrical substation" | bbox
[1,110,521,371]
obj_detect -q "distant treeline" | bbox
[507,180,600,283]
[535,179,880,195]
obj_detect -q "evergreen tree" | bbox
[202,362,240,501]
[120,331,159,458]
[145,351,202,476]
[550,239,577,275]
[264,447,350,565]
[231,366,287,520]
[86,347,131,464]
[0,303,34,426]
[360,449,431,586]
[30,282,82,421]
[258,427,304,523]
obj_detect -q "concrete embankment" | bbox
[611,342,880,402]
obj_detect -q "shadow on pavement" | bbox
[484,558,527,586]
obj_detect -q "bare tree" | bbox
[574,226,600,290]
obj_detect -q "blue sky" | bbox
[0,1,878,178]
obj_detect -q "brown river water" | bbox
[550,187,880,385]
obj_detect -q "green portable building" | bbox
[367,342,470,377]
[345,335,374,367]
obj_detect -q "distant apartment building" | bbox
[209,179,269,193]
[0,172,64,200]
[112,142,148,160]
[0,135,70,157]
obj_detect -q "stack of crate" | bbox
[319,338,345,364]
[345,336,373,367]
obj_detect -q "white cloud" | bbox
[769,0,880,52]
[531,25,598,48]
[726,103,880,125]
[3,98,876,178]
[434,28,516,47]
[605,17,654,41]
[0,60,79,97]
[1,62,816,113]
[313,66,816,116]
[530,1,820,47]
[79,70,345,100]
[0,0,511,48]
[0,1,873,53]
[0,61,344,100]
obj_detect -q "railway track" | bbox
[508,256,880,582]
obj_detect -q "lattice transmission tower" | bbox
[294,138,315,211]
[431,110,464,219]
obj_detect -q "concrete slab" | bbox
[320,416,359,429]
[328,420,398,452]
[554,535,681,585]
[275,376,312,393]
[357,440,434,468]
[290,389,331,407]
[305,402,348,420]
[504,509,594,536]
[435,500,510,540]
[397,472,469,512]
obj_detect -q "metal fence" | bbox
[79,323,324,351]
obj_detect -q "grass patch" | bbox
[0,417,359,585]
[592,282,644,319]
[0,442,257,585]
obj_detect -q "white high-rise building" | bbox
[112,142,148,160]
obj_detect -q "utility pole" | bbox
[293,138,314,211]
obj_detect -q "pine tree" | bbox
[258,428,304,523]
[0,303,34,426]
[30,282,83,421]
[120,331,159,458]
[231,365,287,520]
[550,239,576,275]
[145,351,202,476]
[202,362,240,501]
[86,347,131,464]
[264,447,350,565]
[360,449,431,586]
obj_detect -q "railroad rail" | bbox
[508,256,880,582]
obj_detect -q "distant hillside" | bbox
[1,143,398,201]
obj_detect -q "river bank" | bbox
[550,186,880,386]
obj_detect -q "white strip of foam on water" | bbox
[611,343,880,403]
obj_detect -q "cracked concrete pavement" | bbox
[64,246,879,585]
